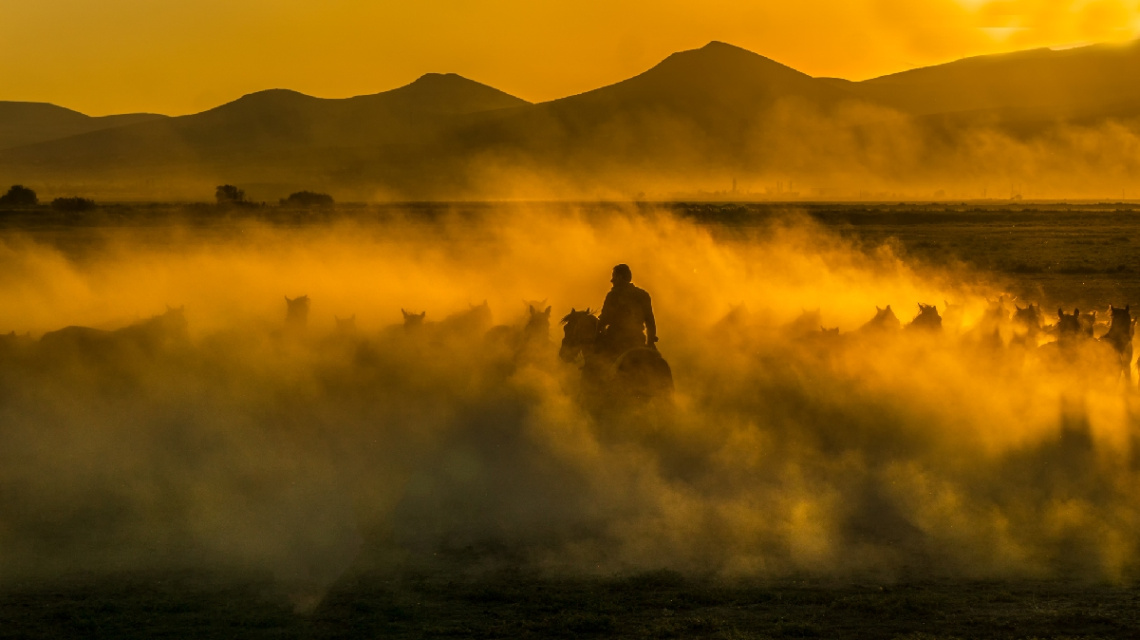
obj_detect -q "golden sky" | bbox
[2,0,1138,116]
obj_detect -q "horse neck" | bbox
[1105,316,1133,343]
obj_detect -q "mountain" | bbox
[830,40,1140,119]
[0,73,529,194]
[0,102,166,150]
[4,40,1140,200]
[459,42,859,156]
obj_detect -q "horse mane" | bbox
[560,308,594,325]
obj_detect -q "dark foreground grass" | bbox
[3,569,1139,639]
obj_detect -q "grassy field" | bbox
[3,200,1140,638]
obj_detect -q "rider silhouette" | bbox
[598,264,657,356]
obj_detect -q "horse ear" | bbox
[285,296,292,303]
[1074,308,1080,316]
[544,306,551,315]
[529,304,536,313]
[585,307,591,315]
[1058,308,1064,318]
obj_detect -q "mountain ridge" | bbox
[3,40,1140,200]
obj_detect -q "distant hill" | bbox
[0,73,530,199]
[461,42,858,155]
[3,41,1140,200]
[826,41,1140,120]
[0,102,166,150]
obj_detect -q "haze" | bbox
[4,0,1140,116]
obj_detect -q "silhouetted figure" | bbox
[906,303,942,332]
[1101,305,1134,381]
[401,309,426,332]
[285,295,310,331]
[560,307,672,410]
[1079,310,1099,338]
[597,264,657,356]
[1012,303,1043,348]
[334,314,357,335]
[858,305,901,335]
[1056,307,1082,344]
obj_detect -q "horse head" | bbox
[1013,303,1042,330]
[1056,307,1082,339]
[285,295,310,328]
[560,308,597,363]
[907,303,942,332]
[401,309,426,331]
[335,314,357,334]
[525,304,553,340]
[861,304,901,333]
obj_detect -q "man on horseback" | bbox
[598,264,657,357]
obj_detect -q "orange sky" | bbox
[2,0,1138,116]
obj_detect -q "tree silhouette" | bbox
[0,185,38,207]
[215,184,245,205]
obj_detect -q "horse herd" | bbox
[765,297,1137,383]
[1,294,1135,403]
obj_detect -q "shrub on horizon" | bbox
[280,191,335,208]
[0,185,38,208]
[51,196,96,212]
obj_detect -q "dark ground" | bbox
[3,568,1140,639]
[3,200,1140,638]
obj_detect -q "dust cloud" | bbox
[1,206,1138,604]
[453,99,1140,201]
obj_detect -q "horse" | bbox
[559,308,673,409]
[334,314,357,335]
[485,304,554,365]
[400,309,426,333]
[285,295,310,331]
[1079,310,1099,339]
[858,305,901,335]
[1055,308,1083,345]
[1100,305,1134,381]
[906,303,942,332]
[1012,303,1044,348]
[39,306,189,361]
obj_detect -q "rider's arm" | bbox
[643,292,657,344]
[598,291,616,331]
